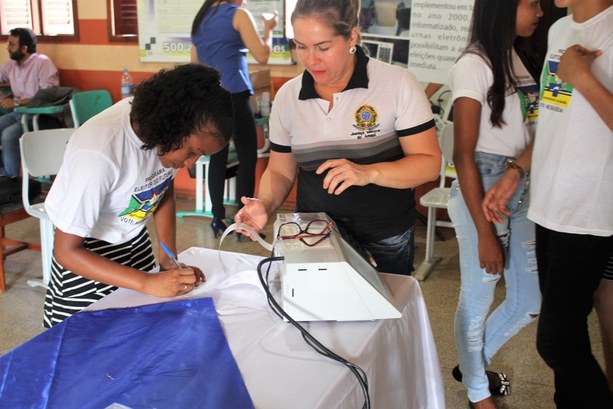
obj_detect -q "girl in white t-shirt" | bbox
[43,64,234,328]
[447,1,543,408]
[484,2,613,406]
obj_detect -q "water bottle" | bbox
[120,68,134,99]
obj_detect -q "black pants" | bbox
[535,224,613,408]
[208,91,257,220]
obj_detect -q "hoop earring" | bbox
[349,45,357,54]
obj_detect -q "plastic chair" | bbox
[69,90,113,127]
[176,146,240,218]
[414,121,456,281]
[20,128,74,288]
[16,105,65,132]
[16,86,78,131]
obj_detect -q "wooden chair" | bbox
[0,201,41,292]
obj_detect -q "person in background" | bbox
[0,27,59,178]
[191,0,277,238]
[235,0,441,276]
[482,1,613,407]
[43,64,234,327]
[447,1,543,408]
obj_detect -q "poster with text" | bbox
[244,0,293,65]
[137,0,288,64]
[137,0,201,63]
[408,0,474,84]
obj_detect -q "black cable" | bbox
[257,256,371,409]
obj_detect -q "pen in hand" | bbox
[161,242,182,269]
[161,243,205,288]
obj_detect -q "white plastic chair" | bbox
[20,128,74,288]
[177,145,241,218]
[414,121,456,281]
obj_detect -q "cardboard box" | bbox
[249,69,272,114]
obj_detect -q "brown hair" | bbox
[291,0,359,40]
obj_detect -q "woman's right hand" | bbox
[478,229,505,276]
[234,196,269,240]
[142,267,202,297]
[262,11,278,32]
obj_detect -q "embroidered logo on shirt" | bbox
[353,104,379,131]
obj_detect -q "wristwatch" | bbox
[13,98,21,107]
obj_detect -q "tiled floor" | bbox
[0,196,605,408]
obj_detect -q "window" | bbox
[109,0,138,42]
[0,0,77,38]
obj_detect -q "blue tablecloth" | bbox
[0,297,253,409]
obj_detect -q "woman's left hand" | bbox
[316,159,374,195]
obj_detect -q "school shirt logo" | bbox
[119,172,173,224]
[540,51,573,111]
[517,84,540,126]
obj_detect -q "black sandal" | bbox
[452,365,511,396]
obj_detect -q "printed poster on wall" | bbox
[137,0,291,64]
[137,0,201,63]
[244,0,293,65]
[408,0,474,84]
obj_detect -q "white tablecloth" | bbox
[89,247,445,409]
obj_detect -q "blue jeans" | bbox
[448,151,541,402]
[362,225,415,275]
[0,112,23,177]
[338,224,416,276]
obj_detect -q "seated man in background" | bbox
[0,27,59,179]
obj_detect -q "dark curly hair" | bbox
[130,63,234,155]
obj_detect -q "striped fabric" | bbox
[43,228,156,328]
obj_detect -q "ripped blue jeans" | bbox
[447,151,541,403]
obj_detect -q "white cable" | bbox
[217,222,275,277]
[219,222,274,252]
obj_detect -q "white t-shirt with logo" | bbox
[529,7,613,236]
[46,98,177,244]
[449,48,538,159]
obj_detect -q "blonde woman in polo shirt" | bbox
[236,0,440,276]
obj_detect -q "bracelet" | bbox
[505,160,526,179]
